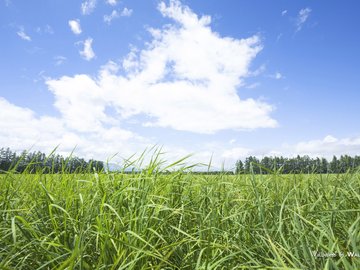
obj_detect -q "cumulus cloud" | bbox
[17,26,31,41]
[0,0,280,168]
[54,0,276,134]
[0,97,65,152]
[46,74,109,132]
[0,97,147,161]
[296,7,311,32]
[81,0,97,15]
[68,19,82,35]
[79,38,95,60]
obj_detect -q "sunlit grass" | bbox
[0,153,359,269]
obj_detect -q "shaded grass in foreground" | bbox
[0,164,359,269]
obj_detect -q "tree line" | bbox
[235,155,360,174]
[0,147,104,173]
[2,147,359,174]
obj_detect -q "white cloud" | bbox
[104,10,119,24]
[0,97,65,152]
[216,134,360,166]
[36,25,54,35]
[222,147,252,160]
[272,72,283,80]
[323,135,338,143]
[52,0,277,134]
[155,142,252,171]
[46,74,109,132]
[0,97,147,161]
[68,19,82,35]
[106,0,118,6]
[17,26,31,41]
[104,8,133,24]
[296,7,311,32]
[266,72,283,80]
[54,56,67,66]
[81,0,97,15]
[121,46,139,71]
[292,135,360,158]
[79,38,95,60]
[120,7,133,17]
[166,134,360,169]
[249,135,360,160]
[0,0,281,169]
[281,10,287,16]
[248,64,266,77]
[45,25,54,34]
[246,82,260,89]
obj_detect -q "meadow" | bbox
[0,163,359,269]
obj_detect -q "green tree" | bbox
[235,160,244,174]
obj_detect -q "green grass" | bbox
[0,163,359,269]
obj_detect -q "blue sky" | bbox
[1,0,360,169]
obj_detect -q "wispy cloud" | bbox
[54,56,67,66]
[17,26,31,41]
[106,0,118,6]
[68,19,82,35]
[296,7,311,32]
[79,38,95,60]
[245,82,261,89]
[281,10,287,16]
[36,25,54,35]
[218,134,360,165]
[81,0,96,15]
[120,7,133,17]
[286,135,360,158]
[104,10,119,24]
[104,8,133,24]
[44,25,54,34]
[270,72,283,80]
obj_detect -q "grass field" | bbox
[0,165,359,269]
